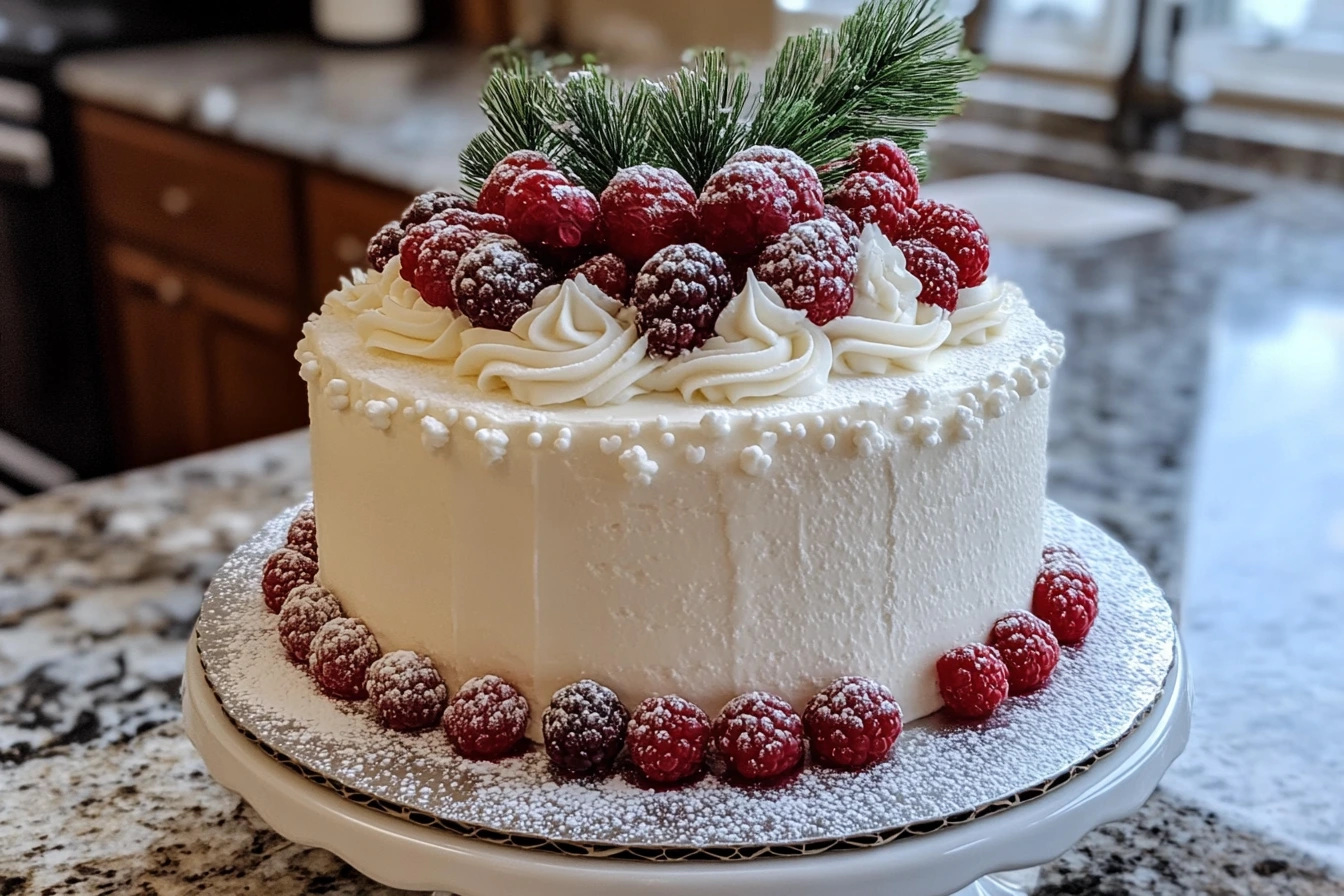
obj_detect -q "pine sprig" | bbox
[645,49,752,192]
[460,0,977,196]
[551,66,653,194]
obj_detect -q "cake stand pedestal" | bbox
[183,634,1190,896]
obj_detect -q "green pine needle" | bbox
[461,0,977,197]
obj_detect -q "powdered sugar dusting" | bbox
[196,501,1173,856]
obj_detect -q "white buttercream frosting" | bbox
[825,225,952,375]
[354,300,471,362]
[946,278,1013,346]
[453,276,664,407]
[326,257,421,313]
[638,271,832,403]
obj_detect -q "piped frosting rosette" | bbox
[353,294,472,364]
[638,271,831,403]
[453,276,662,407]
[326,257,423,313]
[945,278,1014,346]
[824,225,951,375]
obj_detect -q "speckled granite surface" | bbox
[4,191,1344,891]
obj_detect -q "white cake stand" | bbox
[183,631,1189,896]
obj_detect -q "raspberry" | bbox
[277,584,343,663]
[804,676,903,769]
[600,164,699,264]
[568,253,631,303]
[400,189,475,228]
[308,617,380,699]
[632,243,733,358]
[728,146,825,224]
[936,644,1010,719]
[477,150,556,217]
[696,161,792,257]
[543,680,630,774]
[413,225,497,309]
[712,692,804,781]
[1033,545,1100,644]
[988,611,1061,694]
[913,199,990,288]
[626,695,711,783]
[399,218,450,287]
[849,139,920,204]
[444,674,530,759]
[896,238,960,313]
[822,204,860,245]
[827,171,917,242]
[367,222,404,272]
[755,219,857,325]
[428,207,508,234]
[504,169,600,250]
[366,650,448,732]
[261,548,317,613]
[285,508,317,561]
[454,237,554,330]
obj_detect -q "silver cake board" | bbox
[191,500,1179,864]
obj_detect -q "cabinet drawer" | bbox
[305,170,413,307]
[78,105,300,298]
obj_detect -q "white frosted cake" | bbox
[261,0,1092,782]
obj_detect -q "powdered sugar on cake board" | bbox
[195,502,1173,858]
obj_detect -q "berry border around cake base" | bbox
[193,501,1175,861]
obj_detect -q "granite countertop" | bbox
[5,186,1344,893]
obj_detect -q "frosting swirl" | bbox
[945,278,1012,346]
[453,276,663,406]
[326,257,421,313]
[354,300,471,362]
[825,225,951,374]
[639,272,831,403]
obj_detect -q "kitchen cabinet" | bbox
[75,105,415,468]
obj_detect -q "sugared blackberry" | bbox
[543,679,630,774]
[453,237,554,331]
[632,243,734,358]
[400,190,475,228]
[367,222,405,272]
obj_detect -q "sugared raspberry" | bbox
[568,253,631,303]
[728,146,825,224]
[453,237,554,330]
[600,165,699,265]
[428,207,508,234]
[543,680,630,774]
[626,695,711,783]
[896,238,960,313]
[261,548,317,613]
[367,222,404,272]
[936,644,1010,719]
[1033,545,1100,645]
[413,225,497,309]
[477,150,556,217]
[849,139,920,204]
[285,508,318,561]
[399,218,450,288]
[913,200,989,288]
[696,161,792,257]
[504,169,600,250]
[828,171,917,242]
[804,676,903,769]
[444,674,530,759]
[712,692,804,781]
[308,617,380,699]
[988,611,1061,694]
[632,243,733,358]
[366,651,448,732]
[822,204,860,245]
[754,219,857,325]
[277,584,343,663]
[401,189,475,228]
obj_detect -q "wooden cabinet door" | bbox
[305,170,413,307]
[203,319,308,448]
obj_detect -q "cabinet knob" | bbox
[156,275,186,306]
[335,234,366,266]
[159,185,193,217]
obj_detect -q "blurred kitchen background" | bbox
[0,0,1341,891]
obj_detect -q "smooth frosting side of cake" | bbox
[298,283,1060,739]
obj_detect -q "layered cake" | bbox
[265,0,1098,783]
